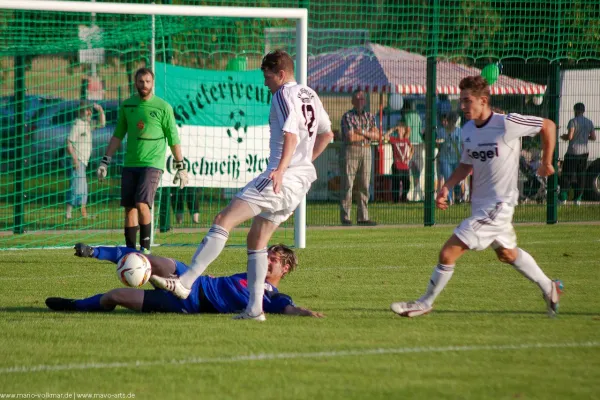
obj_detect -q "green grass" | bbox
[0,225,599,399]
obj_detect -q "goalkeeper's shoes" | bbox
[74,243,94,258]
[140,247,151,255]
[544,279,564,318]
[149,275,191,299]
[45,297,77,312]
[233,310,266,321]
[390,300,432,318]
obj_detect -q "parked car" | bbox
[28,100,124,171]
[0,95,62,162]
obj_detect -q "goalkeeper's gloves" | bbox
[173,159,189,189]
[97,155,111,181]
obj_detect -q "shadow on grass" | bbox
[431,309,600,317]
[343,307,599,317]
[0,306,137,315]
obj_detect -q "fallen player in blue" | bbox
[45,243,323,318]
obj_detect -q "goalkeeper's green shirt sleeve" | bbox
[163,104,180,146]
[113,106,128,140]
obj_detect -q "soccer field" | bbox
[0,224,599,399]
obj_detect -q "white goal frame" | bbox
[0,0,309,249]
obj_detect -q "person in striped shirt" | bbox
[391,75,563,318]
[151,50,334,321]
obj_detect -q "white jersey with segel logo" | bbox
[454,113,543,250]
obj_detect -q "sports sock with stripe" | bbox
[418,263,455,307]
[246,248,268,316]
[180,225,229,289]
[511,248,552,294]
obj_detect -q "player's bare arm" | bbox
[93,103,106,129]
[282,305,325,318]
[437,163,473,210]
[537,118,556,177]
[170,143,184,162]
[312,131,334,161]
[561,126,575,141]
[269,131,298,194]
[589,128,597,141]
[104,136,123,159]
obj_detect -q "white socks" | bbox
[180,225,229,289]
[511,248,552,294]
[246,248,268,316]
[415,249,551,308]
[419,264,455,307]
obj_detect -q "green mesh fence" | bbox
[0,0,599,249]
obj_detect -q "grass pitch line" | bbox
[0,341,598,374]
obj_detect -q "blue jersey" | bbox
[173,262,295,314]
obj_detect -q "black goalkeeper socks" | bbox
[125,226,138,249]
[140,223,151,251]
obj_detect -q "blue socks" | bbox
[74,294,114,312]
[94,246,138,264]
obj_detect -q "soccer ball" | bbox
[116,253,152,287]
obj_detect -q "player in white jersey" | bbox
[151,50,334,320]
[391,75,563,318]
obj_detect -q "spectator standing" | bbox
[339,89,379,226]
[66,101,105,219]
[385,120,413,203]
[403,100,424,201]
[559,103,595,205]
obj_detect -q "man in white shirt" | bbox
[559,102,596,205]
[391,75,563,318]
[66,101,105,219]
[151,50,335,321]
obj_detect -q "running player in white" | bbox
[391,75,563,318]
[151,50,334,321]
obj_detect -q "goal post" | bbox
[0,0,308,249]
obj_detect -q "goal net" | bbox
[0,0,307,249]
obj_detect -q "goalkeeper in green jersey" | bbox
[96,67,188,253]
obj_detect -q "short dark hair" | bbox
[402,100,416,111]
[459,75,490,99]
[268,244,298,274]
[135,67,154,81]
[261,50,294,74]
[574,103,585,113]
[441,111,459,126]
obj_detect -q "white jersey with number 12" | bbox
[268,81,331,181]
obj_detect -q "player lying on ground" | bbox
[45,243,323,317]
[150,50,334,321]
[391,75,562,318]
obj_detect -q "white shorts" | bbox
[236,170,312,226]
[453,202,517,251]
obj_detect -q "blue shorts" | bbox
[141,261,214,314]
[141,289,195,313]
